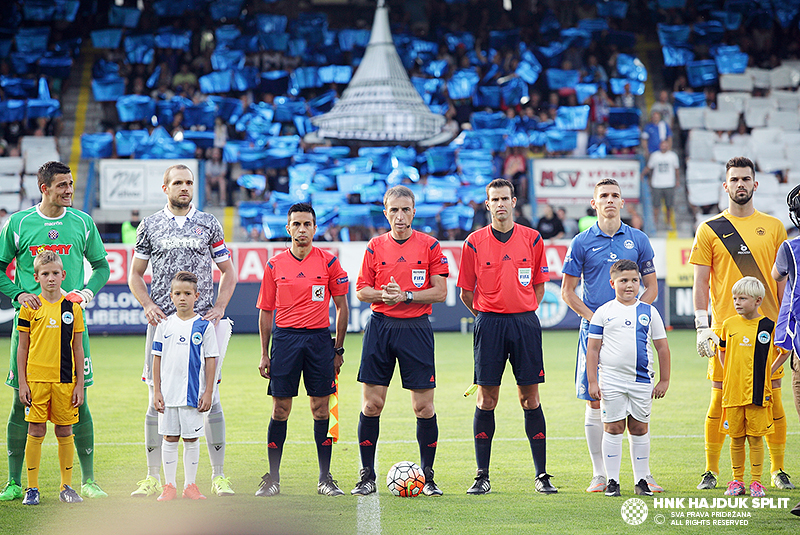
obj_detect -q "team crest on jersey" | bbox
[638,314,650,326]
[518,267,531,286]
[192,332,203,345]
[412,269,426,288]
[62,311,74,324]
[624,239,634,249]
[193,227,203,236]
[757,331,770,344]
[756,227,765,236]
[49,230,58,240]
[312,285,325,301]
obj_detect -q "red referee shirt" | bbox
[256,247,349,329]
[457,224,549,314]
[357,230,449,318]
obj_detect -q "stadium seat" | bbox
[771,90,800,111]
[23,149,61,175]
[0,193,21,212]
[686,129,716,160]
[712,143,742,164]
[767,110,800,130]
[769,66,800,89]
[704,110,739,131]
[746,67,771,89]
[719,73,753,92]
[0,157,24,176]
[716,92,750,114]
[677,107,706,130]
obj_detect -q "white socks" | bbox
[585,406,605,477]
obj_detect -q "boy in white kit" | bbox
[152,271,218,501]
[586,259,671,497]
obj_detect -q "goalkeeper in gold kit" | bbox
[690,156,793,491]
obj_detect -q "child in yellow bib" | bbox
[717,276,790,498]
[16,251,85,505]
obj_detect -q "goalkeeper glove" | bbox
[65,288,94,309]
[695,311,719,358]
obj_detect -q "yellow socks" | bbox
[57,435,75,489]
[730,436,746,482]
[765,388,786,473]
[25,434,44,489]
[705,388,725,474]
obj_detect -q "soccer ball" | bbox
[386,461,425,497]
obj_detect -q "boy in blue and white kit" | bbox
[586,259,671,497]
[152,271,218,501]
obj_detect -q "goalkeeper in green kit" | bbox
[0,162,110,500]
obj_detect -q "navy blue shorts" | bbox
[268,327,336,398]
[357,312,436,390]
[473,311,544,386]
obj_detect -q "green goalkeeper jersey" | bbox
[0,205,109,388]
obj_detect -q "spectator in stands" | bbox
[588,123,610,154]
[213,117,228,149]
[583,54,608,84]
[642,111,671,156]
[557,207,579,239]
[585,87,613,125]
[121,210,140,245]
[205,148,230,207]
[615,82,636,109]
[536,204,565,239]
[649,89,673,126]
[172,63,198,92]
[730,122,751,146]
[0,208,8,229]
[644,140,680,231]
[578,207,598,233]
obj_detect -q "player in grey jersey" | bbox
[128,164,237,497]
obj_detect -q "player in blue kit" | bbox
[561,178,659,494]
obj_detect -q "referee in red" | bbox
[457,178,557,495]
[350,186,448,497]
[255,203,349,497]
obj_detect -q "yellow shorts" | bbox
[25,382,79,426]
[720,404,774,438]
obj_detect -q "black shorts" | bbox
[357,312,436,390]
[268,327,336,398]
[473,311,544,387]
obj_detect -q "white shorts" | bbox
[599,374,653,424]
[158,406,205,439]
[143,318,231,406]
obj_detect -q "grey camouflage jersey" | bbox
[134,206,230,316]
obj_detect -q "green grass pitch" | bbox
[0,329,797,534]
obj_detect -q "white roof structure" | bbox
[310,0,447,144]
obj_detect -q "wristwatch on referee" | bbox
[334,347,345,356]
[404,291,413,304]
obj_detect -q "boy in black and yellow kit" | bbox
[16,250,85,504]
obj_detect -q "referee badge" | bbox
[412,269,426,288]
[518,267,531,286]
[312,285,325,301]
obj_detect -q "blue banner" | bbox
[662,46,695,67]
[211,48,245,71]
[555,106,590,131]
[114,130,149,157]
[686,59,718,87]
[15,27,50,53]
[607,126,641,148]
[616,54,647,82]
[116,95,156,123]
[199,71,232,94]
[596,0,628,18]
[109,5,141,28]
[91,29,123,49]
[546,69,580,90]
[673,91,706,107]
[81,133,113,159]
[0,100,26,123]
[91,76,126,102]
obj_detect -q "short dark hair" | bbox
[287,202,316,224]
[172,270,198,291]
[726,156,755,176]
[609,258,638,277]
[38,161,71,190]
[594,178,620,196]
[486,178,515,198]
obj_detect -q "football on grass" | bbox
[386,461,425,497]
